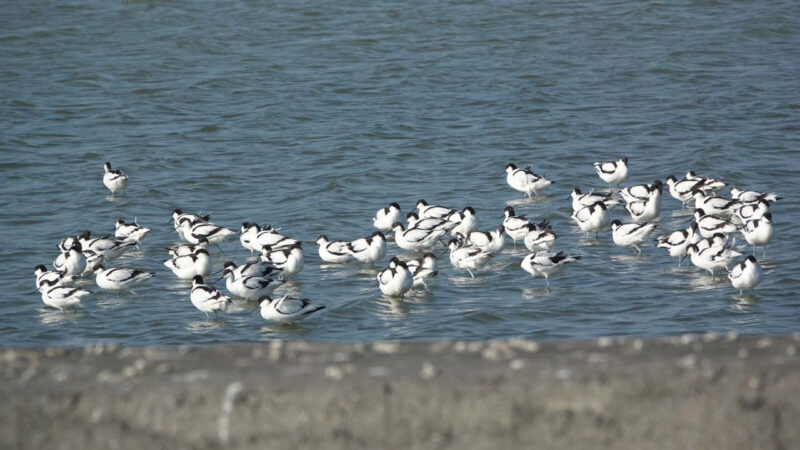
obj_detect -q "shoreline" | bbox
[3,334,798,449]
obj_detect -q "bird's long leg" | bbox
[634,244,641,255]
[466,268,475,279]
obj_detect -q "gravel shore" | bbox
[2,334,798,449]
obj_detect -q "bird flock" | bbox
[35,159,780,324]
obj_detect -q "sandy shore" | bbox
[2,334,798,449]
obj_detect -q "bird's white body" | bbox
[572,202,610,235]
[181,222,236,245]
[741,214,773,252]
[505,164,553,197]
[346,232,387,264]
[571,189,619,212]
[465,226,505,254]
[416,200,456,220]
[656,223,702,260]
[625,190,661,222]
[392,224,446,252]
[34,265,78,292]
[41,286,90,311]
[620,180,662,203]
[373,203,402,231]
[377,258,413,297]
[449,207,479,236]
[593,157,628,186]
[103,162,128,193]
[317,235,356,263]
[734,200,770,224]
[728,256,763,294]
[222,260,282,280]
[94,266,155,291]
[54,245,86,276]
[259,295,325,323]
[253,229,298,252]
[524,226,557,251]
[406,213,457,233]
[694,209,738,238]
[190,276,231,317]
[448,240,493,278]
[222,271,282,300]
[692,191,738,218]
[239,223,265,252]
[405,253,438,289]
[730,187,780,204]
[610,221,658,254]
[687,244,742,276]
[114,220,151,243]
[164,249,213,279]
[521,251,581,286]
[261,245,304,278]
[78,232,137,262]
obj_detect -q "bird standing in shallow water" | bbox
[728,255,763,295]
[103,162,128,194]
[521,251,581,287]
[593,157,628,187]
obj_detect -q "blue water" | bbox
[2,0,799,346]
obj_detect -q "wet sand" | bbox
[2,334,798,449]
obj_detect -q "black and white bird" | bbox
[405,253,438,289]
[521,251,581,287]
[252,228,299,253]
[505,163,554,198]
[163,248,213,279]
[103,162,128,194]
[94,266,155,292]
[665,175,712,207]
[391,223,447,252]
[373,202,402,231]
[261,244,304,278]
[377,257,413,297]
[734,199,770,224]
[503,206,549,245]
[406,212,457,233]
[114,219,151,244]
[34,265,78,292]
[221,269,282,300]
[610,220,658,254]
[448,207,479,236]
[190,276,231,318]
[53,242,86,276]
[524,224,557,252]
[570,188,619,212]
[685,170,725,192]
[695,233,730,252]
[463,225,505,254]
[167,238,209,258]
[172,209,210,240]
[593,157,628,187]
[316,235,356,263]
[625,189,661,222]
[656,222,701,266]
[730,186,781,204]
[620,180,662,204]
[572,201,610,237]
[240,222,268,252]
[741,213,773,256]
[448,239,493,279]
[416,199,457,220]
[345,231,387,265]
[728,255,763,294]
[78,231,137,262]
[258,295,325,324]
[179,221,236,245]
[692,190,739,218]
[686,244,742,277]
[222,260,282,280]
[41,285,91,311]
[693,209,738,238]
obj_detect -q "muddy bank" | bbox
[2,334,798,449]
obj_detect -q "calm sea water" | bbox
[2,0,799,346]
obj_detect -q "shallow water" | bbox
[1,0,799,346]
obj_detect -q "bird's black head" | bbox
[389,202,400,209]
